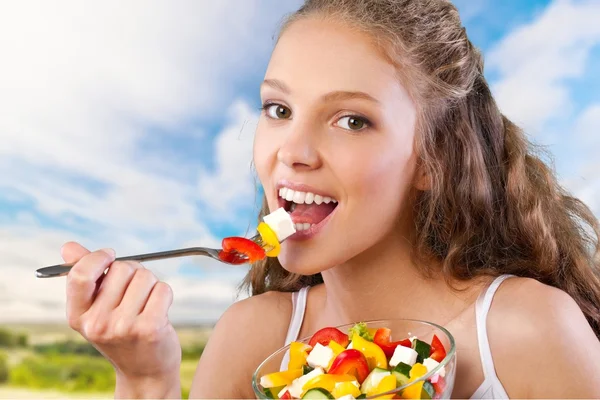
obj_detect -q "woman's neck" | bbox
[316,232,482,328]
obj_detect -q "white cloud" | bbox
[563,104,600,218]
[197,100,260,217]
[562,162,600,218]
[487,0,600,134]
[0,0,303,323]
[0,0,289,195]
[486,0,600,220]
[574,103,600,146]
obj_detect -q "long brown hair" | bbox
[240,0,600,337]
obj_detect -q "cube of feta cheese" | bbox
[423,357,446,377]
[389,345,418,367]
[337,395,357,400]
[368,370,391,389]
[298,367,324,385]
[306,343,335,369]
[263,207,296,241]
[280,367,324,398]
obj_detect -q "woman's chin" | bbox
[277,250,346,276]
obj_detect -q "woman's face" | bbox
[253,18,419,274]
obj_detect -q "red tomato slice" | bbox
[221,237,266,263]
[218,250,248,265]
[429,334,447,362]
[328,349,370,384]
[373,328,412,358]
[308,327,350,348]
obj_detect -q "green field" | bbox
[0,324,213,399]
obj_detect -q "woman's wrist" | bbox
[114,369,181,399]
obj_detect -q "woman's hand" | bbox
[62,241,181,397]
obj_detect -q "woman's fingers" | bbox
[142,281,174,320]
[118,268,158,318]
[92,261,142,313]
[61,241,91,264]
[66,247,116,329]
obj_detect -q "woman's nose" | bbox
[276,123,322,171]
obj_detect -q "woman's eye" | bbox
[263,103,292,119]
[336,116,369,131]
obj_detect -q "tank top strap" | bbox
[280,286,309,372]
[475,274,514,379]
[284,286,309,345]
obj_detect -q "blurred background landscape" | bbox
[1,0,599,397]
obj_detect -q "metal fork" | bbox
[35,233,268,278]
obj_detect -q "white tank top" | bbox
[280,274,513,399]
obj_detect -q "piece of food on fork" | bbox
[219,207,296,264]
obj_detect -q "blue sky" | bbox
[0,0,598,324]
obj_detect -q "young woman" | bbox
[61,0,600,398]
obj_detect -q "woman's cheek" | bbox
[350,148,415,218]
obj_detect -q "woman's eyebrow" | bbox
[261,78,380,105]
[261,78,291,94]
[321,90,380,105]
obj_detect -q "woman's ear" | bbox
[413,162,431,191]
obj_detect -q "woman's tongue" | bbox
[290,202,336,225]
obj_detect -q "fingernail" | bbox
[101,248,116,259]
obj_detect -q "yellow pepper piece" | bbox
[302,374,357,394]
[409,363,428,379]
[288,342,312,370]
[328,340,346,356]
[401,380,424,399]
[326,340,347,370]
[260,368,303,388]
[367,375,397,399]
[350,334,388,370]
[400,363,428,399]
[331,381,362,398]
[257,222,281,257]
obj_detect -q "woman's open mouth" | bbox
[277,186,339,239]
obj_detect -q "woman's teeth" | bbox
[279,187,337,205]
[295,222,313,231]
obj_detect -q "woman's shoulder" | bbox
[215,289,295,347]
[189,290,295,397]
[487,276,600,398]
[488,276,592,334]
[226,289,295,321]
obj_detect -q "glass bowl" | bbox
[252,319,456,399]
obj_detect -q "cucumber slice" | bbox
[422,381,435,399]
[392,362,411,386]
[412,339,431,363]
[301,388,334,399]
[356,395,367,399]
[360,367,391,394]
[303,365,315,375]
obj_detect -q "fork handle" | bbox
[35,247,212,278]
